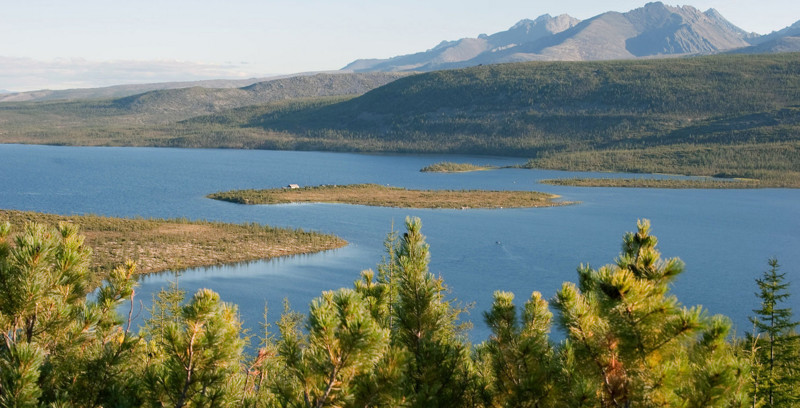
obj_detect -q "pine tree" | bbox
[377,223,400,331]
[276,289,390,407]
[392,216,474,407]
[241,303,281,408]
[748,258,800,407]
[56,260,144,407]
[482,290,557,407]
[143,278,187,345]
[349,228,410,408]
[552,219,749,407]
[0,342,44,408]
[0,221,142,407]
[144,288,244,408]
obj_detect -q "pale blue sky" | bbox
[1,0,798,91]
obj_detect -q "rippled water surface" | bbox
[2,144,798,340]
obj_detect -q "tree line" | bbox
[0,217,797,407]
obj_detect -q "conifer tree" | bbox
[392,217,474,407]
[482,290,557,407]
[354,269,391,328]
[144,288,244,408]
[377,224,400,331]
[269,299,307,407]
[748,258,800,407]
[53,260,144,407]
[143,279,187,345]
[0,221,142,407]
[0,342,44,408]
[681,315,750,408]
[552,219,749,407]
[349,233,409,408]
[276,289,389,407]
[241,304,282,408]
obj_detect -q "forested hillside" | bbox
[251,53,799,140]
[0,72,408,127]
[1,53,799,185]
[219,53,800,185]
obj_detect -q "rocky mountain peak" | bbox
[341,3,797,73]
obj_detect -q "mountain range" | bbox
[0,77,275,103]
[2,2,797,101]
[0,72,410,106]
[343,2,800,72]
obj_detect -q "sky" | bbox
[1,0,798,92]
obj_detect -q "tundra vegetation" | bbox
[1,216,796,407]
[2,54,799,186]
[0,209,345,282]
[419,162,499,173]
[540,177,762,188]
[208,183,567,209]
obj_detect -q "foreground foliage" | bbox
[0,221,142,407]
[746,259,800,407]
[1,217,794,406]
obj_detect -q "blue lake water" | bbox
[1,143,798,341]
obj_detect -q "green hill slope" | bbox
[241,53,800,153]
[0,72,409,130]
[223,53,799,185]
[1,54,798,185]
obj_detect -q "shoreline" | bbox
[540,177,762,189]
[0,209,347,280]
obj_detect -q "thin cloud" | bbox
[0,57,263,92]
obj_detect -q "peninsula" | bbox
[540,177,761,189]
[0,210,346,280]
[208,183,568,209]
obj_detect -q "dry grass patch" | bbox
[0,210,346,282]
[209,183,570,209]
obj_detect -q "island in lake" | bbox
[208,183,569,209]
[420,161,500,173]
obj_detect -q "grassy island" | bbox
[208,183,568,209]
[420,161,498,173]
[0,209,346,278]
[540,177,762,189]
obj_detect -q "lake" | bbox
[1,143,798,341]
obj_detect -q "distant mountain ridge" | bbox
[0,77,275,103]
[110,72,411,121]
[0,72,411,135]
[343,13,580,72]
[343,2,798,72]
[731,20,800,54]
[0,72,409,107]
